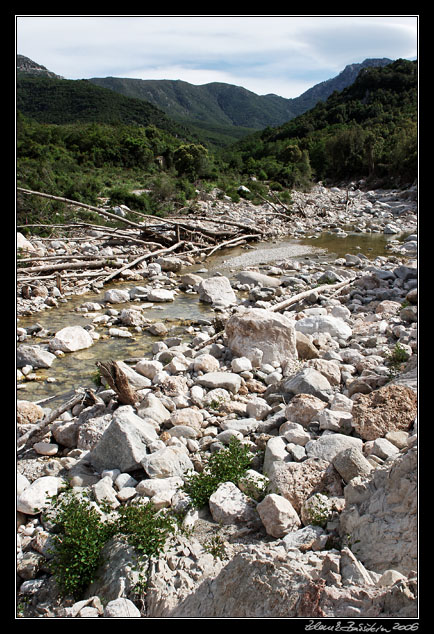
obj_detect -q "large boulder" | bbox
[305,433,363,463]
[256,493,301,537]
[282,368,332,401]
[339,447,417,576]
[198,276,237,308]
[209,482,257,525]
[17,344,56,369]
[267,457,343,514]
[17,476,65,515]
[225,308,297,367]
[284,393,328,426]
[141,445,194,479]
[49,326,94,353]
[88,405,158,473]
[351,384,417,441]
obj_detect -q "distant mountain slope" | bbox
[17,54,64,79]
[232,59,417,187]
[287,57,393,116]
[89,58,393,130]
[88,77,297,129]
[16,75,191,139]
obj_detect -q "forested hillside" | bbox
[16,76,190,138]
[220,59,417,188]
[88,59,393,146]
[16,58,417,228]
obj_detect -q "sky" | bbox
[15,15,418,99]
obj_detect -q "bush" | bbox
[182,437,253,509]
[115,501,177,561]
[46,490,178,599]
[46,490,116,598]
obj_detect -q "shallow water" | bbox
[16,230,400,407]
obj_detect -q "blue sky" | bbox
[16,15,418,99]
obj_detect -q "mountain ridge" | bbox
[17,54,396,140]
[87,58,394,129]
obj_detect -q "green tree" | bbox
[173,143,209,180]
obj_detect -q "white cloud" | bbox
[16,15,418,98]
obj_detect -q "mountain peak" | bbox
[17,54,63,79]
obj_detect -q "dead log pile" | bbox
[16,188,272,295]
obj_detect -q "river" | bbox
[16,229,399,407]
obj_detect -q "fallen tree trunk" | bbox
[17,259,112,275]
[96,361,138,405]
[17,188,143,229]
[101,240,184,284]
[170,215,265,235]
[270,278,355,313]
[201,234,260,258]
[17,391,85,454]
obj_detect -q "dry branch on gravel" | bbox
[17,188,264,289]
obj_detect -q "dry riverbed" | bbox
[16,182,418,618]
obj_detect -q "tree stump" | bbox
[96,360,138,405]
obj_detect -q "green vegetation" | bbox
[46,488,180,599]
[46,490,117,598]
[17,76,187,136]
[44,439,253,600]
[17,59,417,232]
[224,59,417,188]
[182,437,254,509]
[386,342,410,379]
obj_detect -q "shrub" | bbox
[182,437,253,509]
[386,342,410,379]
[46,491,178,599]
[115,500,177,561]
[46,490,116,598]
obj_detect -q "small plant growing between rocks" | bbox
[46,489,117,598]
[46,490,179,600]
[204,529,228,560]
[182,437,253,509]
[303,493,331,528]
[385,342,410,379]
[238,472,269,502]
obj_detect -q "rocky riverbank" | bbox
[16,182,418,618]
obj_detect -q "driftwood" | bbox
[18,188,143,229]
[270,278,356,313]
[17,391,85,454]
[96,361,138,405]
[17,188,270,292]
[17,188,263,246]
[17,258,113,275]
[101,240,184,284]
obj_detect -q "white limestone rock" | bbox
[49,326,94,352]
[209,481,257,525]
[225,308,297,367]
[17,476,65,515]
[141,445,194,479]
[89,405,158,473]
[257,493,301,537]
[198,276,237,307]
